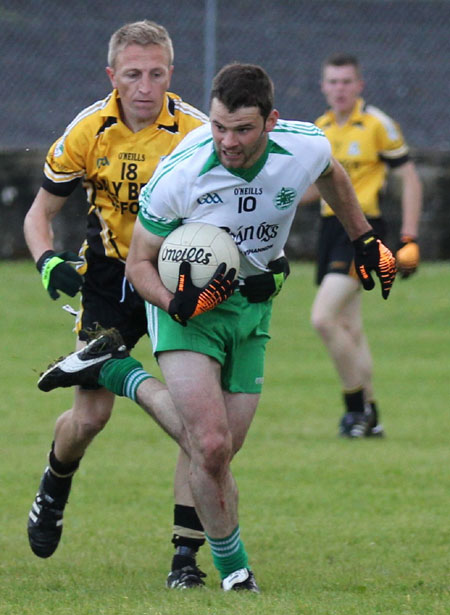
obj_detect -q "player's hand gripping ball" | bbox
[168,261,238,326]
[158,222,240,292]
[158,222,240,326]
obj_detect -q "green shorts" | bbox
[145,290,272,393]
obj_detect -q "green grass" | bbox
[1,260,449,615]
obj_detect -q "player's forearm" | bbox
[398,161,422,238]
[316,160,372,240]
[24,207,56,262]
[23,189,66,261]
[126,258,173,311]
[126,220,173,311]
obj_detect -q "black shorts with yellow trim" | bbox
[76,249,147,350]
[316,216,387,285]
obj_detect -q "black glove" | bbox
[396,236,420,279]
[36,250,83,300]
[240,256,290,303]
[168,261,238,326]
[352,231,396,300]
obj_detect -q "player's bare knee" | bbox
[76,409,111,439]
[346,322,363,344]
[311,310,334,338]
[196,431,232,477]
[231,431,248,456]
[71,394,114,438]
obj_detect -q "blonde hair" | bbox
[108,20,174,68]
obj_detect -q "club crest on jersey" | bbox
[348,141,361,156]
[96,156,110,168]
[54,139,65,158]
[274,187,297,210]
[197,192,224,205]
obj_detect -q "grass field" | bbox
[1,260,449,615]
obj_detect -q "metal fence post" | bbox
[203,0,217,112]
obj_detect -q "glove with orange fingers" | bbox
[168,261,238,326]
[395,235,420,279]
[352,231,397,300]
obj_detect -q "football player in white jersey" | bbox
[37,63,396,593]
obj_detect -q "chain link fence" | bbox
[1,0,450,261]
[1,0,450,152]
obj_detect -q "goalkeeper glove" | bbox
[36,249,83,300]
[352,231,396,300]
[396,235,419,279]
[168,261,238,326]
[240,256,290,303]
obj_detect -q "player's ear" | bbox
[168,64,174,83]
[105,66,116,88]
[265,109,279,132]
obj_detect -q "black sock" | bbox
[42,469,72,502]
[171,546,198,570]
[368,400,379,423]
[171,505,205,570]
[44,441,81,501]
[343,388,365,414]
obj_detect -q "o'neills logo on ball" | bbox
[161,246,213,265]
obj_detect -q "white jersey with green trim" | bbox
[139,120,331,278]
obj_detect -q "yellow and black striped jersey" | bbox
[43,90,207,261]
[315,98,409,218]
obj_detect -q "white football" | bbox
[158,222,240,293]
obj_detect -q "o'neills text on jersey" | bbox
[234,188,263,195]
[118,152,146,161]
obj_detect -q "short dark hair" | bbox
[322,53,361,77]
[210,63,274,121]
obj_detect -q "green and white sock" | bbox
[206,526,249,579]
[98,357,152,401]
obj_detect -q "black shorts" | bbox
[316,216,387,285]
[77,249,147,350]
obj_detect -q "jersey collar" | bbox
[155,92,181,129]
[324,97,366,126]
[200,138,289,182]
[101,90,121,119]
[100,90,180,129]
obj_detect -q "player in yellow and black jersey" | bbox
[24,20,208,588]
[302,53,422,438]
[43,88,205,264]
[316,96,409,219]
